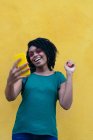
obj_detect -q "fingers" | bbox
[9,59,29,82]
[9,68,30,84]
[16,63,29,73]
[7,59,30,85]
[66,60,74,66]
[12,58,22,69]
[64,64,75,72]
[15,67,30,77]
[66,60,75,67]
[64,60,76,73]
[11,58,29,73]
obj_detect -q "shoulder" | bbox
[55,71,65,76]
[22,75,31,86]
[55,71,67,82]
[22,77,28,83]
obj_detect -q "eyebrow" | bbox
[29,49,37,53]
[29,48,42,52]
[29,50,34,53]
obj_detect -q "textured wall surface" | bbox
[0,0,93,140]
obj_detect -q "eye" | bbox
[29,52,34,57]
[36,48,42,53]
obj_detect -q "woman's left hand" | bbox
[64,60,76,74]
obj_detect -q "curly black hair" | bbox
[26,37,58,73]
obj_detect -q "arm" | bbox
[58,60,75,110]
[5,59,29,101]
[5,79,22,101]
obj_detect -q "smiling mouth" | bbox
[33,57,41,63]
[34,57,41,62]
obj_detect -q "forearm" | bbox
[5,79,22,101]
[5,82,16,101]
[61,73,73,109]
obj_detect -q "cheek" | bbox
[45,56,48,61]
[44,56,48,63]
[29,57,32,61]
[29,57,34,63]
[39,52,47,60]
[42,53,47,61]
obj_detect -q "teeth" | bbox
[34,58,41,62]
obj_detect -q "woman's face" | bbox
[28,46,48,68]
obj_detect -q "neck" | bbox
[35,65,51,74]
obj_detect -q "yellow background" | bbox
[0,0,93,140]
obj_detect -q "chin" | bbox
[35,63,46,68]
[34,63,43,67]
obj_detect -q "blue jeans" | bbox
[12,133,58,140]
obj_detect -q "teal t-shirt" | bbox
[12,71,66,138]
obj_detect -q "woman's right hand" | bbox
[7,59,30,85]
[5,59,30,101]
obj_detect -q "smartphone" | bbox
[14,52,30,76]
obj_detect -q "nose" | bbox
[33,52,39,57]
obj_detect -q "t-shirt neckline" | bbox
[33,71,56,77]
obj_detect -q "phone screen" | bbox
[14,52,30,76]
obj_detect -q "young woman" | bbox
[5,38,75,140]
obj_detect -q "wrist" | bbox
[66,71,73,77]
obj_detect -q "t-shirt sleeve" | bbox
[57,71,67,90]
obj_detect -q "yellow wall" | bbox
[0,0,93,140]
